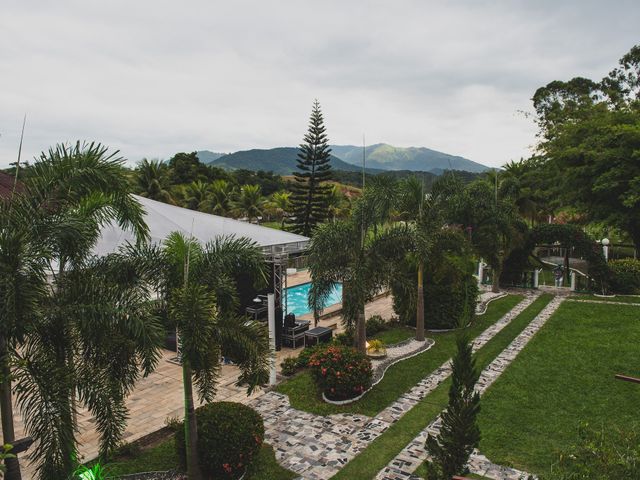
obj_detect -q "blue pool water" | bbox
[285,282,342,317]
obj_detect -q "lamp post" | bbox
[601,238,610,262]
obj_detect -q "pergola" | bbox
[93,195,310,312]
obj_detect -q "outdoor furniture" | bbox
[245,304,267,321]
[305,326,333,347]
[282,320,310,348]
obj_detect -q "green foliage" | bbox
[366,339,386,353]
[0,444,15,477]
[308,344,373,401]
[392,228,478,329]
[72,463,108,480]
[365,315,388,336]
[295,344,323,369]
[288,100,334,236]
[425,334,481,480]
[175,402,265,479]
[542,423,640,480]
[609,258,640,294]
[280,357,298,376]
[533,44,640,250]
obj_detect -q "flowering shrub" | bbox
[176,401,264,479]
[308,344,373,401]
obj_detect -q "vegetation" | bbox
[276,295,522,417]
[308,345,373,401]
[424,334,481,480]
[141,232,270,480]
[288,100,334,236]
[609,258,640,293]
[477,301,640,474]
[1,142,163,480]
[175,402,264,479]
[334,294,553,480]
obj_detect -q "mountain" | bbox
[330,143,490,173]
[196,150,226,163]
[207,147,383,175]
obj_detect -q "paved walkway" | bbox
[376,295,564,480]
[249,293,539,480]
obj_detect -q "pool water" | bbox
[285,282,342,317]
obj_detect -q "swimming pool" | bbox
[285,282,342,317]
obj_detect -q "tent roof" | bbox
[93,195,309,258]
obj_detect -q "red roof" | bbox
[0,171,20,200]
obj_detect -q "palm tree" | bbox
[184,180,211,211]
[396,175,457,341]
[232,184,265,223]
[1,142,162,480]
[208,179,234,216]
[326,184,347,221]
[138,232,270,480]
[136,158,175,204]
[308,194,413,353]
[268,191,291,229]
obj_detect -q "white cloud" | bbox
[0,0,638,168]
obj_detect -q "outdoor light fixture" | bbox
[253,296,262,303]
[601,238,610,246]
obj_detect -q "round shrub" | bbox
[365,315,388,336]
[295,344,322,369]
[308,344,373,401]
[609,258,640,294]
[175,402,264,479]
[280,357,298,376]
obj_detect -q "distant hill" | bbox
[330,143,489,173]
[206,147,384,176]
[196,150,226,164]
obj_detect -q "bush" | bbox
[295,344,322,369]
[609,258,640,294]
[365,315,388,336]
[175,402,264,479]
[308,344,373,401]
[333,331,354,346]
[280,357,298,376]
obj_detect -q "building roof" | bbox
[0,172,19,200]
[93,195,309,258]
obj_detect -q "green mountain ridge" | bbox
[202,147,384,176]
[331,143,489,173]
[197,143,489,176]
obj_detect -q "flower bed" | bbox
[308,345,373,401]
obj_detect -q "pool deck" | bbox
[3,272,395,479]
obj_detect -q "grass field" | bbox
[570,294,640,303]
[477,301,640,475]
[276,295,524,417]
[370,325,415,344]
[103,438,295,479]
[334,294,554,480]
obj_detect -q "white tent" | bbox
[93,195,309,257]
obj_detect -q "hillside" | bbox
[196,150,226,163]
[330,143,489,173]
[206,147,384,175]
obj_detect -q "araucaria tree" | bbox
[425,334,481,479]
[289,100,333,236]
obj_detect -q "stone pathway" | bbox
[376,295,564,480]
[250,292,539,480]
[370,338,435,385]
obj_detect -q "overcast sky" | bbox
[1,1,638,168]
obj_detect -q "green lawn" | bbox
[334,293,554,480]
[371,325,415,344]
[276,295,524,417]
[478,301,640,475]
[570,294,640,303]
[103,438,294,479]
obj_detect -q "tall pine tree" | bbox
[425,334,481,479]
[288,100,333,236]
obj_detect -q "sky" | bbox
[1,1,638,169]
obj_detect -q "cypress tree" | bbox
[425,334,481,479]
[288,100,333,236]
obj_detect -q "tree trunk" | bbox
[415,261,425,341]
[0,336,21,480]
[356,311,367,354]
[182,363,202,480]
[491,264,501,293]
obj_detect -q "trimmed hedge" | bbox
[609,258,640,294]
[308,344,373,401]
[175,402,264,479]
